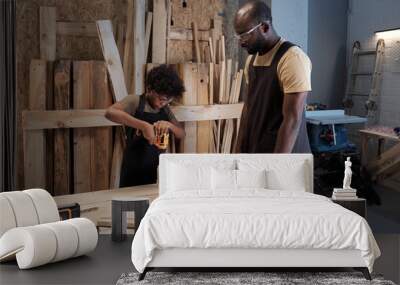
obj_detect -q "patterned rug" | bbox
[116,271,396,285]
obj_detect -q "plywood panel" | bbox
[54,60,72,196]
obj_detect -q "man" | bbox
[234,1,311,153]
[105,65,185,187]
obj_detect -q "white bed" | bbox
[131,154,380,280]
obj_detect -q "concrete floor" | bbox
[1,186,399,285]
[0,235,134,285]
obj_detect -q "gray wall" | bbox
[272,0,309,52]
[347,0,400,126]
[307,0,349,108]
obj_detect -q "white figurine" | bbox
[343,157,353,189]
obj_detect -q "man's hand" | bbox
[142,122,156,145]
[154,121,171,135]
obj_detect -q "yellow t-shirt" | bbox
[244,38,312,94]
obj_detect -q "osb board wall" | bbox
[167,0,227,64]
[16,0,126,190]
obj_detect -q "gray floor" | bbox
[1,187,399,285]
[0,235,134,285]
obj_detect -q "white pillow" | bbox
[236,169,267,188]
[211,169,267,190]
[238,159,307,191]
[211,168,236,190]
[167,163,210,191]
[167,160,235,191]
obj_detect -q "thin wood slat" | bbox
[144,12,153,63]
[197,64,209,153]
[180,63,198,152]
[152,0,167,63]
[40,7,56,61]
[24,60,47,189]
[96,20,129,102]
[22,104,244,130]
[53,60,72,196]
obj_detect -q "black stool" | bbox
[112,197,149,242]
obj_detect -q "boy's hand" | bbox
[142,122,156,145]
[154,121,171,135]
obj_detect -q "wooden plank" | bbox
[192,22,201,62]
[224,59,232,103]
[54,184,158,225]
[22,110,118,130]
[208,37,215,63]
[24,60,47,189]
[22,104,244,130]
[197,64,209,153]
[91,61,113,191]
[152,0,167,63]
[144,12,153,63]
[53,60,72,196]
[97,20,129,102]
[133,0,146,95]
[73,61,91,193]
[217,62,226,152]
[56,22,98,37]
[180,63,198,152]
[40,7,56,61]
[110,128,125,189]
[45,62,55,195]
[123,0,134,89]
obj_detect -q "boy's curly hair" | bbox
[146,64,185,99]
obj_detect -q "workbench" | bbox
[360,129,400,184]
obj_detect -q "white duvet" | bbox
[131,190,380,273]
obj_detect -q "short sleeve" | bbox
[277,47,312,94]
[119,95,140,115]
[164,105,180,125]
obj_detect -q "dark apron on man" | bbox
[119,95,169,187]
[237,41,311,153]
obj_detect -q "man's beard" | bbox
[245,39,264,55]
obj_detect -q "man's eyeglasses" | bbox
[235,23,262,41]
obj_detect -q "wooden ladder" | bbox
[343,39,385,125]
